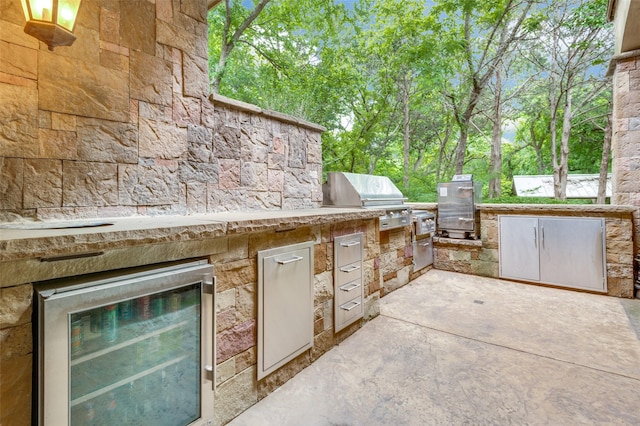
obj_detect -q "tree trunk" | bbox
[454,126,468,175]
[489,63,503,198]
[402,75,411,189]
[597,113,612,204]
[556,89,572,201]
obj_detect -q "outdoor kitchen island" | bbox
[0,206,422,426]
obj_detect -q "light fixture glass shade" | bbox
[21,0,81,50]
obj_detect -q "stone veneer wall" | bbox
[611,52,640,257]
[0,0,323,222]
[432,205,635,298]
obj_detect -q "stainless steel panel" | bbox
[539,217,606,292]
[258,242,314,380]
[336,261,363,286]
[437,181,481,238]
[336,279,363,306]
[334,233,364,333]
[412,237,433,270]
[335,235,363,267]
[323,172,407,207]
[336,296,363,329]
[499,216,540,282]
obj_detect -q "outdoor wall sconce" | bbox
[21,0,82,51]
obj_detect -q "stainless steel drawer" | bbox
[413,237,433,270]
[336,279,362,306]
[336,296,363,328]
[335,235,363,267]
[336,261,362,286]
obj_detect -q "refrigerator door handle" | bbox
[202,274,216,389]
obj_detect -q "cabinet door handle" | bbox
[418,241,431,247]
[202,275,215,389]
[541,225,545,248]
[276,255,303,265]
[340,300,361,311]
[340,265,360,273]
[533,226,537,249]
[340,241,361,247]
[339,282,361,292]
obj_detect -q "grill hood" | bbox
[322,172,408,208]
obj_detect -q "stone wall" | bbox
[0,0,323,222]
[432,205,635,298]
[611,52,640,256]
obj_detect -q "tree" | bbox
[523,0,612,200]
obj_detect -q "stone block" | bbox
[214,367,258,426]
[156,19,197,54]
[216,319,256,364]
[38,51,129,122]
[99,6,119,44]
[23,159,62,208]
[216,288,236,313]
[241,162,267,190]
[236,282,256,323]
[0,157,23,209]
[314,270,333,305]
[235,347,256,373]
[217,308,237,333]
[99,48,130,72]
[38,129,77,160]
[214,125,241,159]
[0,41,37,79]
[156,0,173,22]
[216,258,256,292]
[51,113,76,132]
[0,79,38,157]
[0,284,32,328]
[183,52,209,98]
[216,357,235,386]
[364,291,380,320]
[0,323,31,359]
[120,0,155,55]
[218,159,241,190]
[0,354,31,426]
[287,128,307,168]
[130,51,172,106]
[179,161,218,184]
[173,94,202,127]
[267,169,284,194]
[180,0,207,22]
[139,118,188,159]
[63,161,117,207]
[118,161,180,206]
[0,20,39,48]
[77,117,138,163]
[257,351,311,399]
[201,96,216,128]
[314,243,328,274]
[283,169,312,198]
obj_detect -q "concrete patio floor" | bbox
[229,270,640,425]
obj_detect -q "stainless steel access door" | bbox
[499,216,541,282]
[538,217,606,292]
[258,241,314,380]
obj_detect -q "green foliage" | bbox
[208,0,613,204]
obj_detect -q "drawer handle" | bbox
[340,282,361,292]
[340,300,361,311]
[340,265,360,273]
[418,241,431,247]
[340,241,361,247]
[276,255,304,265]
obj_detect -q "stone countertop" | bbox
[0,208,381,262]
[477,203,636,215]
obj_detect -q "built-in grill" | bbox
[323,172,411,230]
[437,174,482,239]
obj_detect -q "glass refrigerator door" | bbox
[69,284,201,425]
[37,262,215,426]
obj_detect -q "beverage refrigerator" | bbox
[34,260,216,426]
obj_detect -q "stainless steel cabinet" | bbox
[257,242,314,380]
[412,237,433,271]
[334,233,364,332]
[499,216,606,292]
